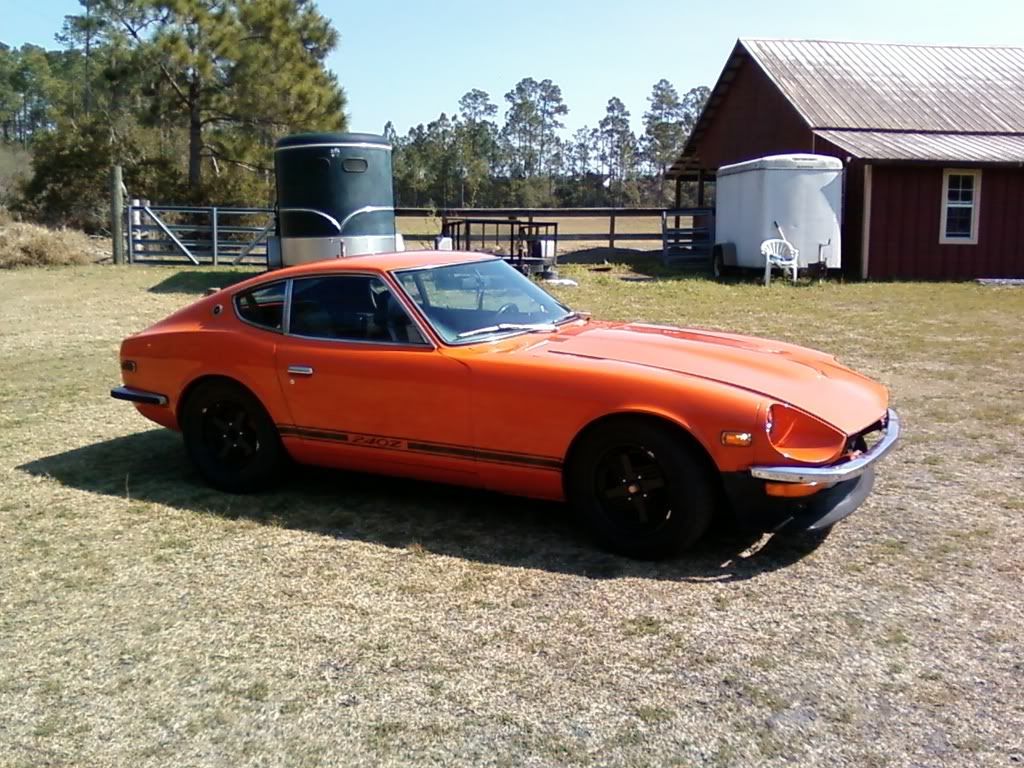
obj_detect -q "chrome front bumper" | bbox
[750,409,901,484]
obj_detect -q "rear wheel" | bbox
[180,379,284,493]
[567,418,715,559]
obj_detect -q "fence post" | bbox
[212,207,219,266]
[609,211,616,249]
[111,165,124,265]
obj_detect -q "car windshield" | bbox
[393,259,577,344]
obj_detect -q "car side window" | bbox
[289,275,427,345]
[235,282,286,331]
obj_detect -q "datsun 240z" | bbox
[112,251,899,559]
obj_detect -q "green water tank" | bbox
[273,132,397,266]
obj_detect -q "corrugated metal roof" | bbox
[668,39,1024,177]
[743,39,1024,133]
[815,130,1024,162]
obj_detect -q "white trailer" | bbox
[713,154,843,273]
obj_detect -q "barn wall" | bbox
[867,165,1024,279]
[695,59,815,170]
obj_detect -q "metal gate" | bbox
[126,201,274,266]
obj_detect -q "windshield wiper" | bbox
[555,310,590,325]
[456,322,557,339]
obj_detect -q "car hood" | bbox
[533,322,888,434]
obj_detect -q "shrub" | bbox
[0,219,99,268]
[16,119,187,233]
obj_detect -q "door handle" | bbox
[287,365,314,376]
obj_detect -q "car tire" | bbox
[180,379,284,493]
[567,418,715,559]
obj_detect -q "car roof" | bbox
[225,250,501,296]
[272,250,497,279]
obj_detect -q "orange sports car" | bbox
[112,251,900,558]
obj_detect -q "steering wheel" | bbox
[495,302,520,317]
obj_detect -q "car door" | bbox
[274,272,477,486]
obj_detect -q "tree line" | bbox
[1,0,708,231]
[387,79,708,209]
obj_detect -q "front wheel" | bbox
[567,419,715,559]
[180,379,284,493]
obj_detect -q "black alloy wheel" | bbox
[594,443,673,534]
[568,418,715,559]
[181,379,284,493]
[200,400,261,470]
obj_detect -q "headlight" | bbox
[765,404,845,464]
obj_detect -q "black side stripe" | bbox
[277,425,563,470]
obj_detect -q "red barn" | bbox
[669,39,1024,279]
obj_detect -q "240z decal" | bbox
[350,435,403,449]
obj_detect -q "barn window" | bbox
[940,169,982,245]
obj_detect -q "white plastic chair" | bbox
[760,238,799,286]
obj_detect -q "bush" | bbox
[0,219,99,268]
[16,119,187,233]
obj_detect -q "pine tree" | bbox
[456,90,497,206]
[95,0,346,194]
[502,78,541,178]
[642,79,686,202]
[536,79,567,178]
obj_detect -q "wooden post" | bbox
[111,165,124,265]
[609,211,616,249]
[697,169,706,207]
[674,177,682,208]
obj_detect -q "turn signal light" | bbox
[721,431,753,447]
[765,482,830,498]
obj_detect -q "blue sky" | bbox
[5,0,1023,136]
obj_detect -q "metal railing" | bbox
[126,201,274,265]
[121,202,715,267]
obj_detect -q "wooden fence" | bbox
[398,207,713,253]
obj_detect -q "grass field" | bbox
[1,260,1023,767]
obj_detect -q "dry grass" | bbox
[0,218,106,269]
[1,260,1023,767]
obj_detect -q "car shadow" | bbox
[148,269,261,295]
[17,429,830,583]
